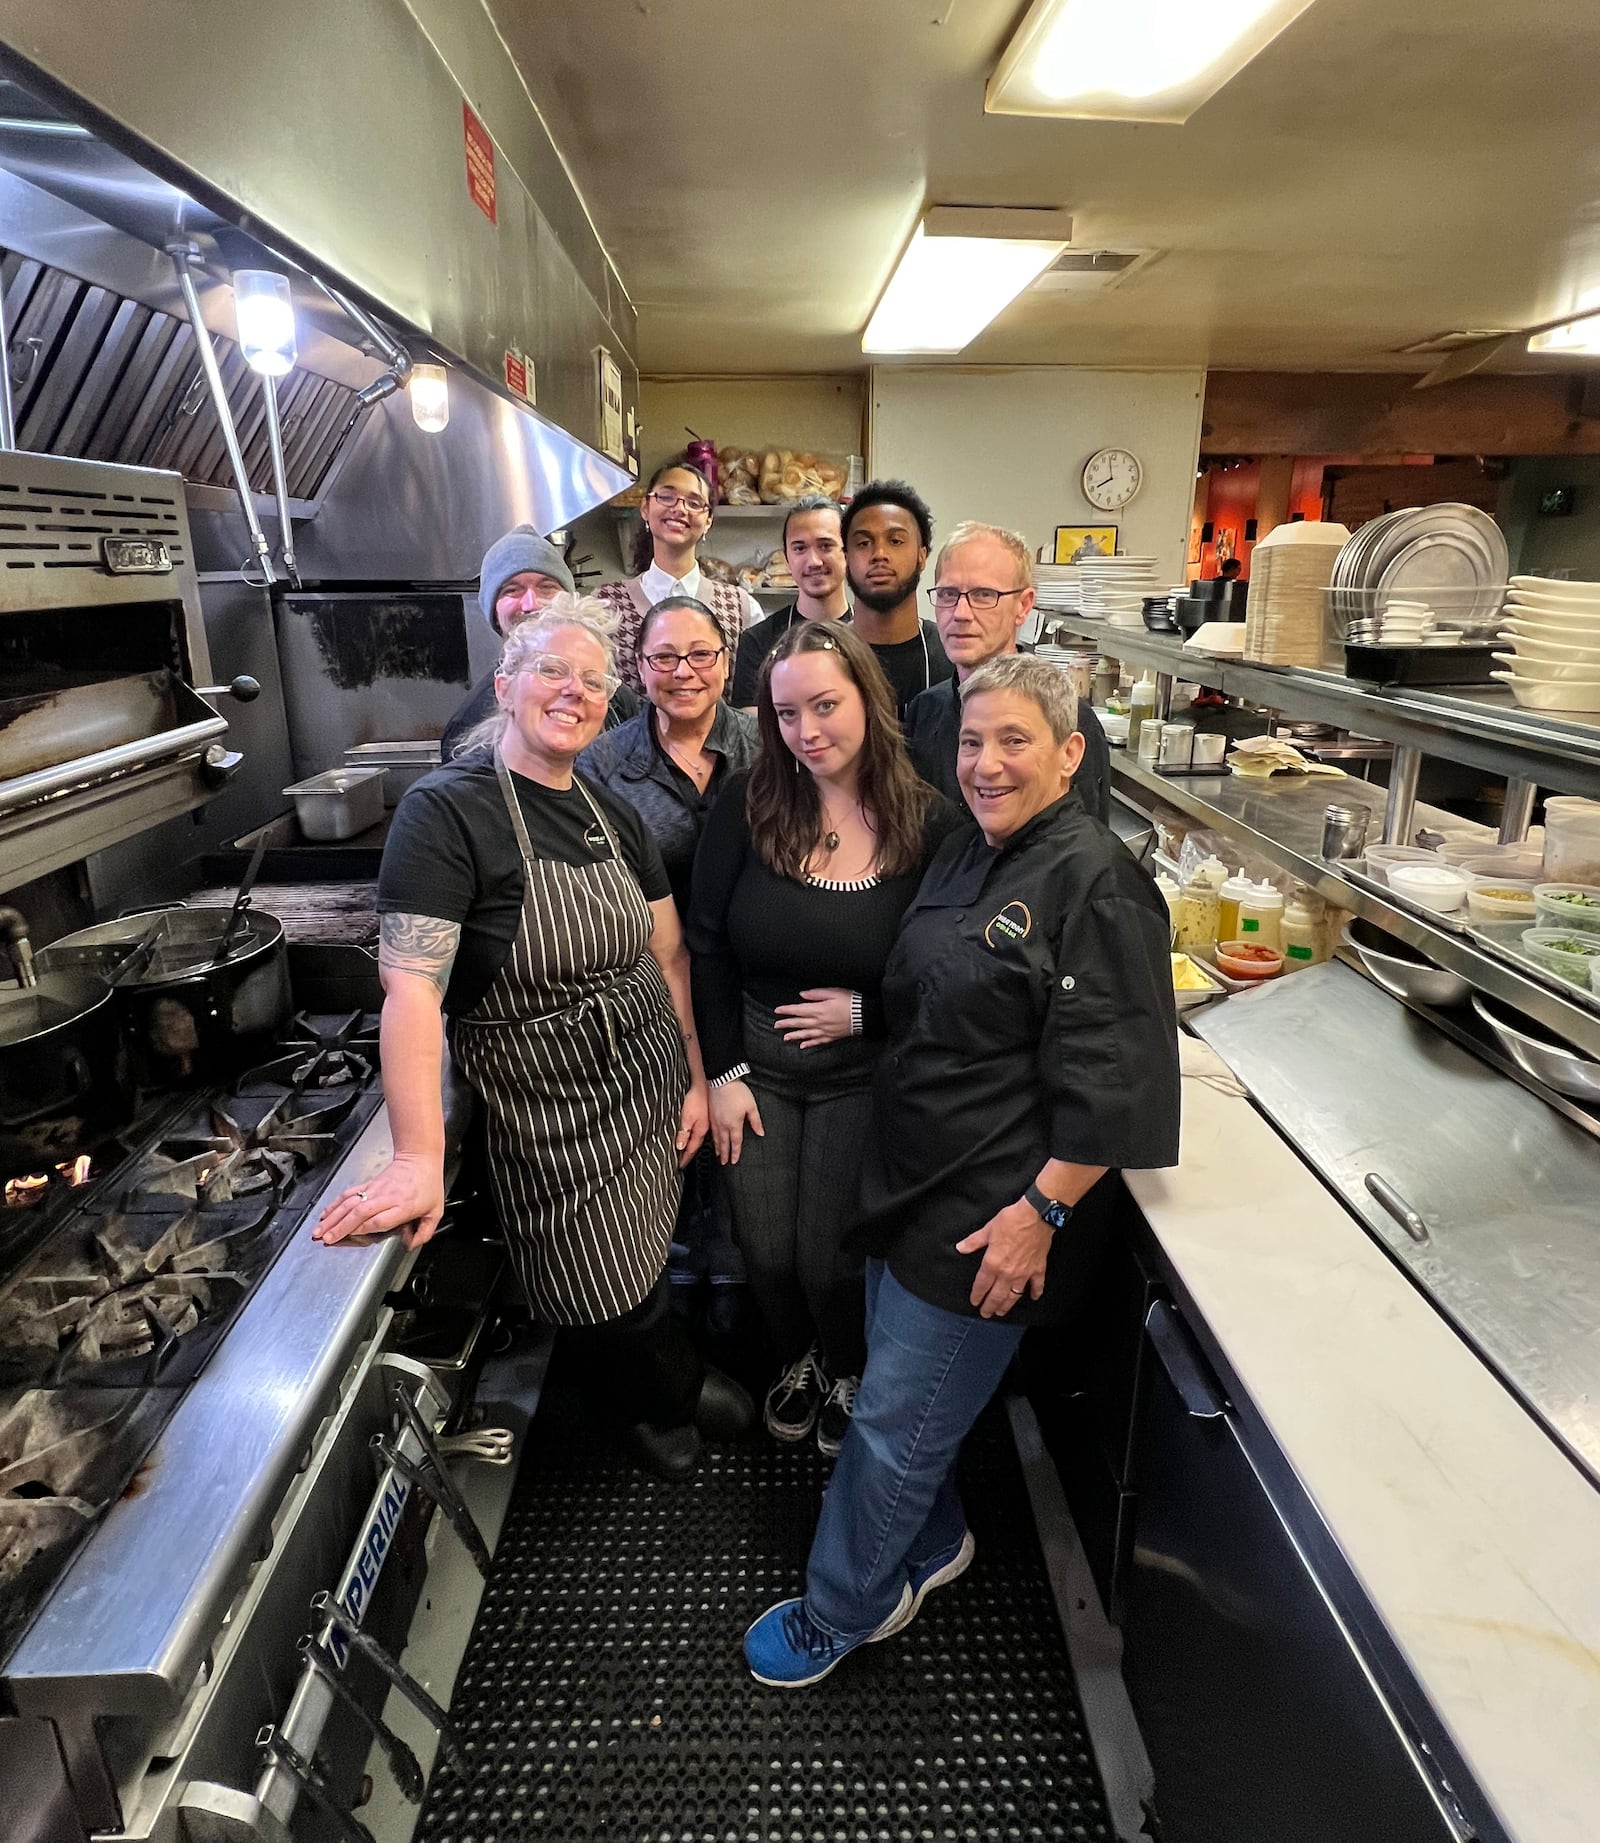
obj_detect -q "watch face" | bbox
[1083,448,1142,511]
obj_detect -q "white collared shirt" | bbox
[639,560,763,630]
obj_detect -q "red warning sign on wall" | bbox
[463,103,497,225]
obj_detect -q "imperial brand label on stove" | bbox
[326,1471,411,1666]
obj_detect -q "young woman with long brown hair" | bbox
[687,621,962,1456]
[596,458,762,691]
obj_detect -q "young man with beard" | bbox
[840,480,953,719]
[905,522,1110,823]
[730,495,851,708]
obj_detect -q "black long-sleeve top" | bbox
[687,773,963,1081]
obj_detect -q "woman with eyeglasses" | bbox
[597,459,763,690]
[317,594,753,1482]
[687,621,961,1458]
[580,594,759,1334]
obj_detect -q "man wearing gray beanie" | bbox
[441,525,638,756]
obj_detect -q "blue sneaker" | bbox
[907,1528,975,1619]
[744,1583,914,1687]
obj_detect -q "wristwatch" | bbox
[1023,1183,1073,1232]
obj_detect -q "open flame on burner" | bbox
[3,1155,96,1211]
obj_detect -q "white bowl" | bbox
[1492,651,1600,683]
[1496,631,1600,666]
[1510,575,1600,600]
[1503,592,1600,626]
[1491,671,1600,711]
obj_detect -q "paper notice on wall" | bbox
[597,347,625,463]
[463,103,497,224]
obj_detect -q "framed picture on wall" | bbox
[1054,525,1118,564]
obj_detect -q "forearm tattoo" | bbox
[379,912,462,995]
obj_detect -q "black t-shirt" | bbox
[686,773,965,1079]
[863,620,954,719]
[377,755,671,1015]
[731,605,801,706]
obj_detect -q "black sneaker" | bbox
[764,1348,825,1442]
[815,1374,858,1458]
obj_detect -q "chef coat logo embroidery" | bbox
[983,901,1033,950]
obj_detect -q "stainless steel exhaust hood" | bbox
[0,1,638,533]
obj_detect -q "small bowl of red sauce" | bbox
[1215,940,1285,980]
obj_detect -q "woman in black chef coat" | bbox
[316,596,751,1482]
[743,651,1180,1686]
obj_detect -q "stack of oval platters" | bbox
[1328,503,1509,647]
[1076,555,1160,628]
[1493,577,1600,713]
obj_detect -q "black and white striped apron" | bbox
[448,753,688,1326]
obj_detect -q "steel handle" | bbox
[1144,1298,1228,1419]
[0,713,228,816]
[1364,1173,1430,1243]
[195,674,262,702]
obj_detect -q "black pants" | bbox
[720,997,874,1380]
[561,1271,704,1429]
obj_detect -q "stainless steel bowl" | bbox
[1470,993,1600,1102]
[1342,917,1474,1007]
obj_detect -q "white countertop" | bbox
[1126,1067,1600,1843]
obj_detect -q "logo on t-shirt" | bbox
[983,901,1033,950]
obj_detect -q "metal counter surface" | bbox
[6,1105,410,1721]
[1191,961,1600,1488]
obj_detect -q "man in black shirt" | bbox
[439,525,636,757]
[905,521,1110,824]
[840,480,953,718]
[731,495,851,707]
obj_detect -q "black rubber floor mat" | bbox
[415,1393,1114,1842]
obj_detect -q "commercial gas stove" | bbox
[0,1011,493,1842]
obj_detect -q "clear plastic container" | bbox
[1388,861,1471,913]
[1521,927,1600,987]
[1361,844,1437,885]
[1458,852,1545,884]
[1532,883,1600,936]
[1542,796,1600,884]
[1216,940,1284,980]
[1465,881,1538,923]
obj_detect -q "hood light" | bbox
[233,270,297,377]
[408,364,450,432]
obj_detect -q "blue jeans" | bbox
[804,1259,1024,1641]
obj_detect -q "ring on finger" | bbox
[358,1190,368,1201]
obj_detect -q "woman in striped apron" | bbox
[317,597,753,1479]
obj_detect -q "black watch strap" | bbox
[1024,1183,1072,1232]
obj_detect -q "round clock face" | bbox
[1082,447,1142,512]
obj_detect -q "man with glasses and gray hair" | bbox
[904,522,1109,823]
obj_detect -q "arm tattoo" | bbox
[379,913,462,995]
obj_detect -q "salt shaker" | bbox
[1321,803,1370,860]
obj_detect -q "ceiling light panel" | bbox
[863,215,1071,355]
[987,0,1319,124]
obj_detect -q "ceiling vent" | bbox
[1030,248,1152,294]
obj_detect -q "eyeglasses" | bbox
[641,645,726,674]
[647,487,711,516]
[518,652,618,700]
[929,586,1028,613]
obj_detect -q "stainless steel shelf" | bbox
[1052,618,1600,799]
[1111,752,1600,1060]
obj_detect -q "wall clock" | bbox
[1082,447,1142,512]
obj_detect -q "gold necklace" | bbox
[656,711,713,784]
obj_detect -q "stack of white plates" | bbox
[1076,555,1159,628]
[1493,577,1600,712]
[1032,564,1084,616]
[1329,503,1508,639]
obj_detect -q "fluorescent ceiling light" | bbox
[1529,295,1600,356]
[863,211,1071,355]
[987,0,1318,124]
